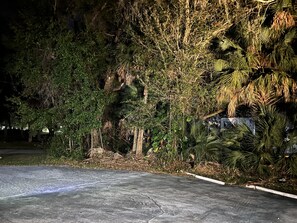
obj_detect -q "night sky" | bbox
[0,0,19,125]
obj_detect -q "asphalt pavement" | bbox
[0,149,44,156]
[0,166,296,223]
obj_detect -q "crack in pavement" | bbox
[142,194,165,223]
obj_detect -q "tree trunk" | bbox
[68,138,73,151]
[91,129,100,149]
[28,131,33,143]
[132,127,138,152]
[136,128,144,157]
[98,128,104,148]
[135,86,148,157]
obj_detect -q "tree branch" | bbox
[202,109,225,120]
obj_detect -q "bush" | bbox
[222,106,295,178]
[187,121,223,164]
[47,135,85,160]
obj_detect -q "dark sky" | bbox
[0,0,18,58]
[0,1,18,22]
[0,0,19,123]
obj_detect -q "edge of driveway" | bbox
[184,171,297,200]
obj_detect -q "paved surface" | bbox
[0,149,44,155]
[0,166,296,223]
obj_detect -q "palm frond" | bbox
[189,120,223,163]
[214,59,230,72]
[260,27,272,43]
[272,11,295,31]
[227,93,240,117]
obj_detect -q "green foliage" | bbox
[4,0,297,175]
[47,135,85,160]
[187,121,223,164]
[222,106,296,177]
[47,135,69,158]
[10,17,112,157]
[117,0,230,159]
[277,120,297,176]
[151,131,179,164]
[276,155,297,177]
[256,106,287,152]
[117,1,297,175]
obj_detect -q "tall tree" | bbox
[8,0,113,156]
[118,0,234,155]
[213,0,297,116]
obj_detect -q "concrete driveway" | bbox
[0,166,296,223]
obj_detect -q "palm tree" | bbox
[187,121,223,165]
[212,0,297,116]
[222,105,289,177]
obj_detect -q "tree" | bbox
[9,4,112,157]
[212,0,297,116]
[118,0,232,157]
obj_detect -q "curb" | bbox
[246,185,297,200]
[184,172,225,185]
[184,172,297,200]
